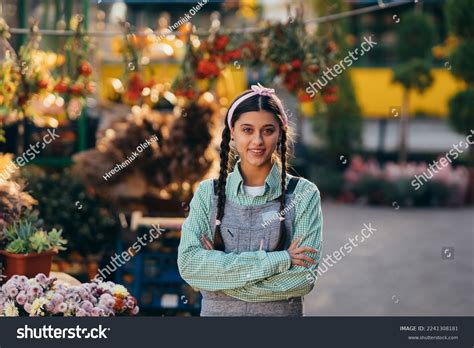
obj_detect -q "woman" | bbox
[177,83,323,316]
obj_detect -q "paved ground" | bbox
[304,202,474,316]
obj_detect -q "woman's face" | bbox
[230,110,280,168]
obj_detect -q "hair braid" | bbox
[212,126,231,251]
[274,128,288,251]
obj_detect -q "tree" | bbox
[446,0,474,164]
[392,12,436,163]
[311,0,362,161]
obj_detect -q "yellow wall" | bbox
[349,68,466,118]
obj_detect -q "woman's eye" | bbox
[243,128,252,133]
[263,129,274,135]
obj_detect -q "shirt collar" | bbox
[228,159,283,198]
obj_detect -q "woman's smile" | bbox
[248,148,266,157]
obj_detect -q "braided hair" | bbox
[212,91,293,252]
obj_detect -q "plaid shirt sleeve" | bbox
[222,183,323,302]
[177,179,292,292]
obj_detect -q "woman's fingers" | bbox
[292,253,316,264]
[288,237,301,250]
[294,246,317,254]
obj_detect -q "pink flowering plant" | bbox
[343,155,469,206]
[0,273,139,316]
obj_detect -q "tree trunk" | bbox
[399,90,410,163]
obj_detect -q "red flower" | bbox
[124,90,141,102]
[54,79,68,93]
[128,73,145,94]
[230,49,242,60]
[37,80,49,90]
[196,59,220,79]
[325,86,338,94]
[284,71,301,92]
[307,65,320,74]
[220,53,231,64]
[214,35,230,51]
[186,89,196,98]
[278,64,289,74]
[222,49,242,63]
[291,59,302,70]
[70,82,85,95]
[298,93,314,102]
[79,61,92,77]
[323,94,337,104]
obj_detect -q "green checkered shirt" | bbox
[177,159,323,302]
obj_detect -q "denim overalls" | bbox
[200,177,303,317]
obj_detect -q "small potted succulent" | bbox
[0,211,67,282]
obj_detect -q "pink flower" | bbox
[34,273,48,285]
[16,292,27,305]
[56,302,68,313]
[6,286,19,298]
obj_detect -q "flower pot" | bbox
[0,250,57,283]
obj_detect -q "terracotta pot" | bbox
[0,250,57,283]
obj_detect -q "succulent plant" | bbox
[2,211,67,254]
[5,239,27,253]
[29,231,50,253]
[46,228,67,251]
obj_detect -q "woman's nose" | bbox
[251,133,264,145]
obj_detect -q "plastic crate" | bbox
[114,214,201,316]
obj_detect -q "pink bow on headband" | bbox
[227,83,288,128]
[251,83,275,96]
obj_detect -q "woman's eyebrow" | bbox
[240,124,276,128]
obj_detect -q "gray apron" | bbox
[200,177,303,317]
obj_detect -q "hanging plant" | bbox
[263,11,338,102]
[0,18,21,136]
[55,14,94,120]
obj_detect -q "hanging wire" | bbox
[6,0,412,37]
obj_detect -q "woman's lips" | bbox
[249,149,265,156]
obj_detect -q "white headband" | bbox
[227,83,289,129]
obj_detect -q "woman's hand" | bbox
[287,237,317,268]
[200,234,214,250]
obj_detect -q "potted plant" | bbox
[0,212,67,282]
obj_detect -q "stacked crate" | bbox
[115,212,201,316]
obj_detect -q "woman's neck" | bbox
[239,160,273,186]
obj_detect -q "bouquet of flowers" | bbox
[0,274,139,316]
